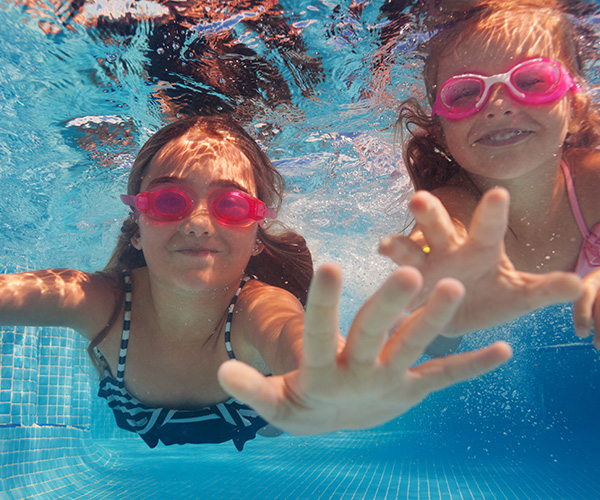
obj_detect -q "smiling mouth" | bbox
[475,129,533,146]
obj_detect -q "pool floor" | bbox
[6,430,598,500]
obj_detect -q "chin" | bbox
[176,269,245,293]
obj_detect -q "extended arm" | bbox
[217,263,512,435]
[0,269,119,339]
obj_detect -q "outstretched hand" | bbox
[218,263,511,435]
[379,188,583,336]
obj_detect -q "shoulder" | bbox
[571,151,600,225]
[234,279,305,366]
[66,270,123,338]
[237,279,305,325]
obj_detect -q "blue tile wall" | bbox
[0,259,122,496]
[0,324,94,430]
[1,425,114,499]
[0,323,102,493]
[0,326,38,428]
[0,260,136,497]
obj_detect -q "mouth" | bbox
[176,248,218,257]
[474,129,533,147]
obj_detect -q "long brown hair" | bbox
[88,116,313,369]
[396,0,600,191]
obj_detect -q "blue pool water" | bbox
[1,1,599,498]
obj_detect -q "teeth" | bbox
[483,130,527,142]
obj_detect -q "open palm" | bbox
[379,188,583,336]
[218,263,511,435]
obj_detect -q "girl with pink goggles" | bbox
[121,183,277,226]
[432,58,579,120]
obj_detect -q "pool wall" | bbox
[0,322,109,496]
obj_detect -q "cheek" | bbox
[547,102,571,135]
[232,226,258,252]
[440,120,471,158]
[226,227,259,262]
[136,220,175,252]
[526,101,571,149]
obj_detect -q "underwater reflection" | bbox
[18,0,324,125]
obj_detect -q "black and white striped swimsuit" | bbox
[96,272,267,451]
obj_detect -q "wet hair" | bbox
[396,0,600,191]
[88,116,313,368]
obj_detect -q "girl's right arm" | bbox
[0,269,120,340]
[218,263,513,436]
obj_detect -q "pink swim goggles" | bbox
[432,58,578,120]
[121,183,277,226]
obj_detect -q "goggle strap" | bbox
[120,195,140,219]
[265,207,277,220]
[120,194,136,206]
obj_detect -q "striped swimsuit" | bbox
[95,273,268,451]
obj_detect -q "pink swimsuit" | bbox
[561,160,600,277]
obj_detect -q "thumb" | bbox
[526,272,582,309]
[217,360,283,421]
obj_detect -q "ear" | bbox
[131,232,143,251]
[252,238,264,256]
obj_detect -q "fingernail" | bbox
[575,326,589,338]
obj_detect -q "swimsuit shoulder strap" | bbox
[115,270,133,385]
[224,275,255,360]
[561,159,591,238]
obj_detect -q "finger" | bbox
[467,187,509,250]
[409,190,457,251]
[409,341,512,394]
[379,234,427,268]
[217,360,283,422]
[302,262,343,370]
[381,278,464,367]
[572,280,597,338]
[343,266,423,364]
[523,271,583,311]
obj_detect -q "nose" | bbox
[482,83,516,119]
[180,205,215,236]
